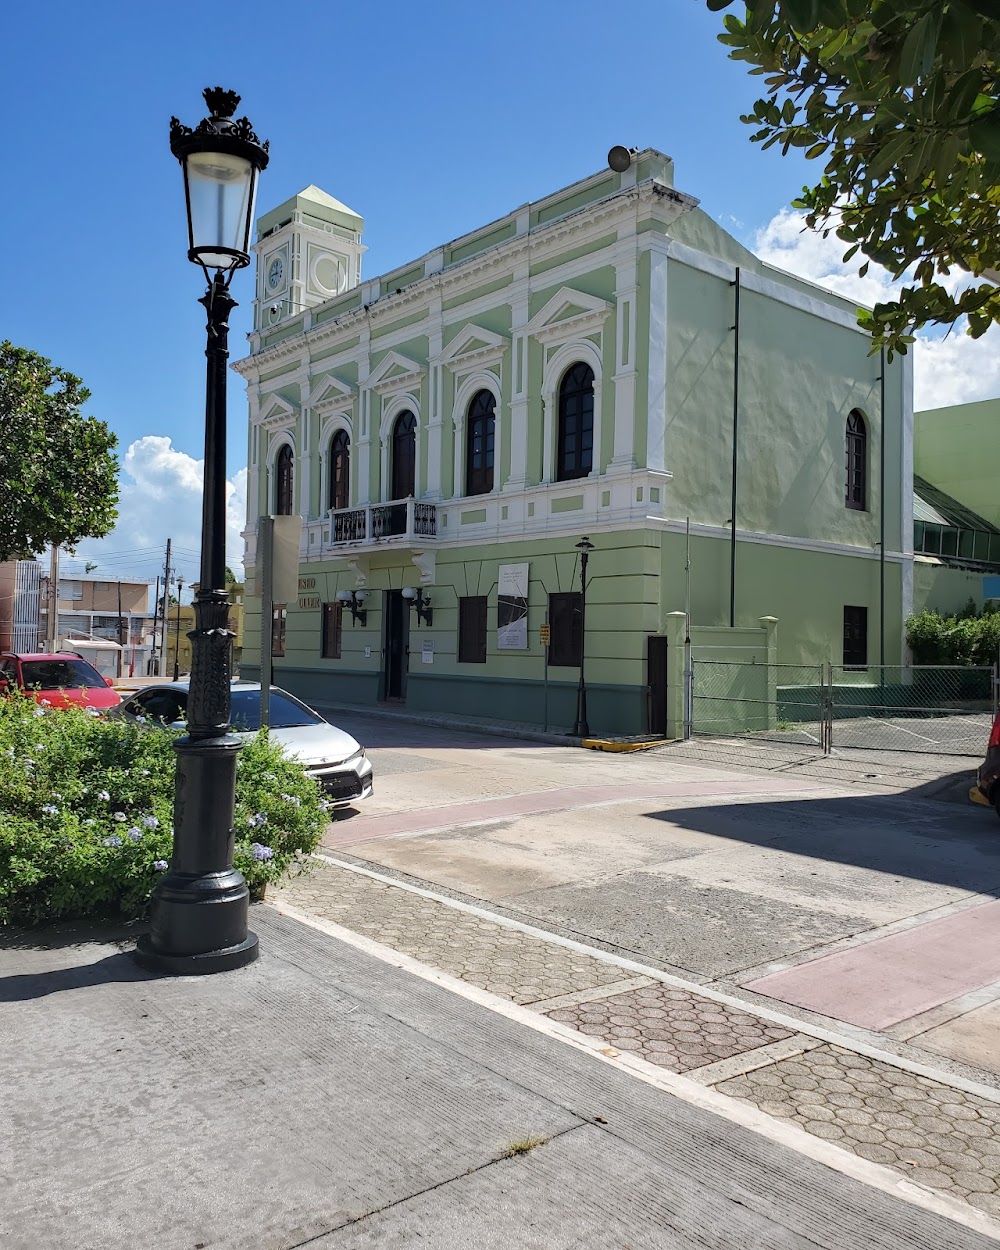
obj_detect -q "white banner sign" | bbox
[497,562,529,650]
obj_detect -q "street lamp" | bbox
[135,88,269,975]
[572,537,594,738]
[172,578,184,682]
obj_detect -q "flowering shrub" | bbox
[0,691,329,927]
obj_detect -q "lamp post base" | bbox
[134,930,259,976]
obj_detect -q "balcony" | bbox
[330,499,437,545]
[244,470,670,569]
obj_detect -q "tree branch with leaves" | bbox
[0,342,119,560]
[709,0,1000,355]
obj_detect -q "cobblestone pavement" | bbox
[277,862,627,1004]
[274,860,1000,1223]
[717,1045,1000,1218]
[545,982,795,1071]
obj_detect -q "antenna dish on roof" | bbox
[607,145,632,173]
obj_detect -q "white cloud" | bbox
[66,436,248,591]
[754,208,1000,410]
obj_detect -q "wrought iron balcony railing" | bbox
[329,498,437,545]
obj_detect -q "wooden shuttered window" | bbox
[271,604,287,658]
[548,592,582,667]
[321,602,343,659]
[458,596,488,664]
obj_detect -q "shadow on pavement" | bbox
[0,950,155,1002]
[652,792,1000,894]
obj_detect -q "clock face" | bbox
[267,257,284,290]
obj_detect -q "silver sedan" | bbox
[113,681,373,807]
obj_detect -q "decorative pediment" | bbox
[367,350,425,397]
[309,372,355,414]
[433,323,509,373]
[257,393,298,431]
[525,286,611,346]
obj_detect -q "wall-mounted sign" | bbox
[422,639,434,664]
[297,595,321,610]
[539,623,550,646]
[298,576,317,591]
[498,562,529,650]
[984,575,1000,600]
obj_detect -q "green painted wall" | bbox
[915,397,1000,527]
[660,528,904,667]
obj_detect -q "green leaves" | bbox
[0,342,119,561]
[708,0,1000,354]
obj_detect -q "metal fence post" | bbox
[823,661,833,755]
[683,639,693,740]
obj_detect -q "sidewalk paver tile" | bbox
[545,984,794,1072]
[277,864,626,1004]
[716,1044,1000,1216]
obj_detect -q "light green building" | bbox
[233,150,911,734]
[910,397,1000,616]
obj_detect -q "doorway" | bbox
[647,635,668,735]
[382,590,409,701]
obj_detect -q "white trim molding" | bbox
[367,350,426,398]
[526,285,612,347]
[433,323,509,375]
[257,392,298,432]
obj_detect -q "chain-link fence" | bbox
[689,659,998,758]
[827,665,996,756]
[691,660,826,748]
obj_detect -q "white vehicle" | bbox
[113,681,373,807]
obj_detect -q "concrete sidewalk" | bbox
[1,907,996,1249]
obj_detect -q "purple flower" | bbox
[251,843,274,862]
[97,790,110,802]
[141,815,159,829]
[248,812,268,828]
[113,811,127,822]
[153,860,168,872]
[102,835,123,848]
[41,804,59,815]
[127,827,143,842]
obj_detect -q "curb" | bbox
[581,737,674,753]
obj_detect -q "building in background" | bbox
[0,560,42,651]
[169,584,245,678]
[233,150,910,734]
[910,398,1000,616]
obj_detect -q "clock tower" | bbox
[252,185,365,330]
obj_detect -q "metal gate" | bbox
[689,659,998,757]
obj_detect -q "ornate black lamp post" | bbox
[573,536,594,738]
[135,88,269,975]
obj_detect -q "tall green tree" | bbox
[709,0,1000,355]
[0,342,119,560]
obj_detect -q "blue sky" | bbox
[6,1,993,589]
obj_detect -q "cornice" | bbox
[232,179,696,379]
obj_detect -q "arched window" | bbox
[275,443,294,515]
[557,362,594,482]
[329,430,350,511]
[465,390,495,496]
[391,410,416,500]
[846,409,866,511]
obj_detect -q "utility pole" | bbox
[159,538,172,676]
[151,577,161,676]
[47,545,60,651]
[117,581,125,679]
[173,578,184,681]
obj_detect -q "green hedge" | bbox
[0,693,328,927]
[906,601,1000,667]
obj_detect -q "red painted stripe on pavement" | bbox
[744,900,1000,1030]
[325,775,819,847]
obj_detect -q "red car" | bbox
[977,711,1000,819]
[0,652,122,712]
